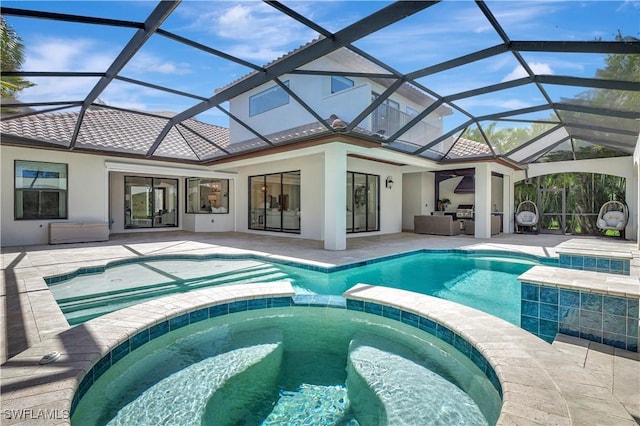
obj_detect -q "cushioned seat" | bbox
[598,210,626,230]
[463,216,500,235]
[414,215,461,236]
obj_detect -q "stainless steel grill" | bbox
[456,204,474,219]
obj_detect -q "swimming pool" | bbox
[47,250,542,325]
[71,306,502,425]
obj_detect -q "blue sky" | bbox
[4,0,639,130]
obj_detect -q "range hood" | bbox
[454,175,475,194]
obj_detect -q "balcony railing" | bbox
[371,105,440,146]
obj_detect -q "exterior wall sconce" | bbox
[385,176,394,189]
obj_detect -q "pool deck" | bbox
[1,230,639,424]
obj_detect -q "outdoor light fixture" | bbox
[385,176,394,189]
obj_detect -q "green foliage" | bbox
[1,16,35,97]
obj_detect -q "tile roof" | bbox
[1,109,230,161]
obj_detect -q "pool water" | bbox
[72,308,501,425]
[49,252,535,325]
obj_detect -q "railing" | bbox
[371,105,440,145]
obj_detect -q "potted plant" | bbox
[438,198,451,211]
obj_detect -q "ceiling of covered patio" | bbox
[1,1,638,166]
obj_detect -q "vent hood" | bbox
[454,175,475,194]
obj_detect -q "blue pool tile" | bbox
[571,256,584,269]
[539,319,558,338]
[170,313,190,329]
[602,314,626,335]
[559,255,570,267]
[540,287,558,305]
[602,332,627,350]
[436,325,454,345]
[603,296,628,316]
[539,303,558,322]
[93,353,111,381]
[583,257,597,270]
[292,294,314,306]
[346,299,364,312]
[326,296,346,309]
[581,293,602,312]
[78,373,94,400]
[382,306,401,321]
[228,300,248,313]
[559,306,580,327]
[559,289,580,308]
[248,298,268,310]
[71,394,79,414]
[623,262,630,275]
[580,327,603,344]
[521,283,539,301]
[189,308,208,323]
[486,367,501,394]
[610,259,624,273]
[521,300,539,318]
[470,347,487,372]
[628,299,639,319]
[596,257,610,272]
[580,311,602,330]
[149,320,169,340]
[111,341,130,365]
[627,337,638,352]
[364,302,382,316]
[401,311,419,327]
[271,297,292,308]
[209,304,228,317]
[559,324,579,338]
[521,316,538,334]
[131,329,149,351]
[627,318,639,338]
[418,317,436,334]
[453,335,472,356]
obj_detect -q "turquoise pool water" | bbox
[72,308,501,425]
[48,251,536,325]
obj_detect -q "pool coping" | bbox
[1,282,636,425]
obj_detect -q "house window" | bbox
[346,172,379,233]
[331,76,354,93]
[249,81,290,116]
[124,176,178,229]
[186,178,229,214]
[14,160,68,220]
[249,171,300,233]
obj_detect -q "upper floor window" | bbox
[186,178,229,214]
[372,92,399,110]
[331,76,354,93]
[249,81,289,116]
[15,160,68,220]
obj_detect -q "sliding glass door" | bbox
[249,171,300,233]
[347,172,379,233]
[125,176,178,229]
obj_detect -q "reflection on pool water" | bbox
[72,308,501,425]
[48,252,537,326]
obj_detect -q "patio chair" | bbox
[515,200,538,233]
[597,200,628,237]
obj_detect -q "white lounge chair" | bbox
[515,200,538,233]
[597,200,627,237]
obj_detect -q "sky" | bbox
[4,0,639,131]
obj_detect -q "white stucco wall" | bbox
[2,146,108,246]
[402,171,434,230]
[1,146,236,246]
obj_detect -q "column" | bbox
[474,163,492,238]
[324,144,347,250]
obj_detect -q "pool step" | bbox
[346,333,487,426]
[261,384,356,425]
[107,327,284,426]
[57,266,289,312]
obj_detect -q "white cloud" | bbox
[502,62,554,81]
[127,53,191,75]
[24,37,114,72]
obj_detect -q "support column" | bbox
[503,174,514,234]
[474,163,492,238]
[324,144,347,250]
